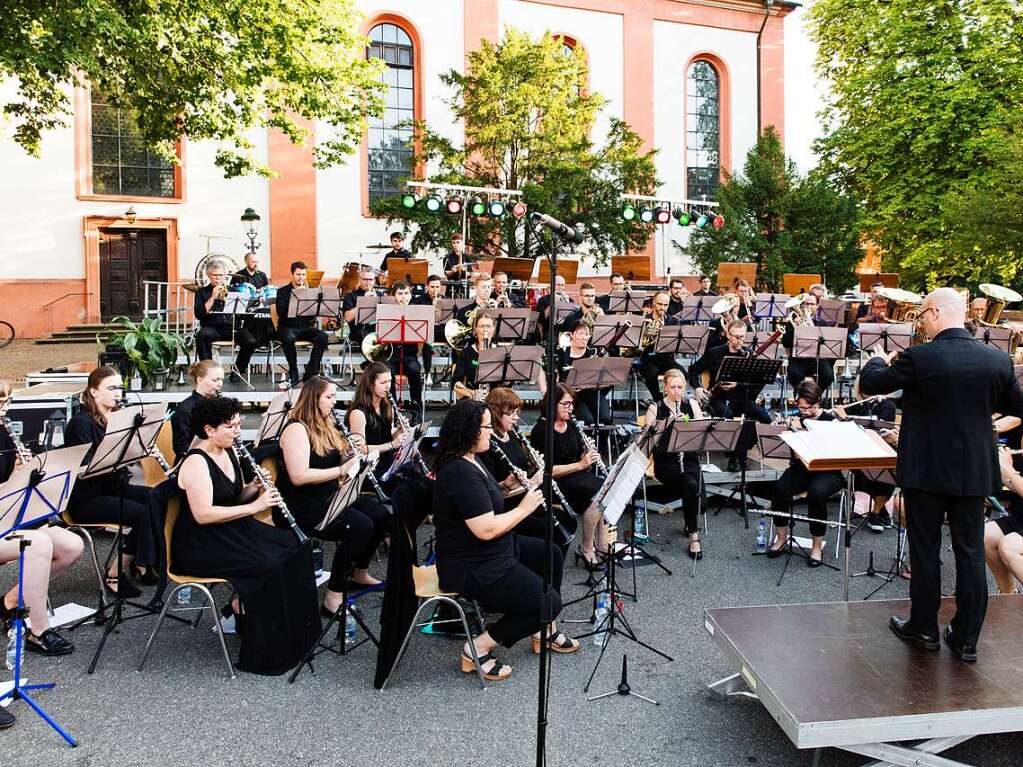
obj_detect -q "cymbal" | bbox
[364,243,392,249]
[181,281,201,293]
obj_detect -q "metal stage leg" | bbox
[842,736,973,767]
[706,672,758,701]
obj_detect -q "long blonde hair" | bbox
[82,366,120,424]
[290,376,348,456]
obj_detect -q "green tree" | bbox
[371,29,658,263]
[679,128,862,292]
[1,0,386,177]
[807,0,1023,289]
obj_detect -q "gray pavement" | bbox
[3,501,1022,766]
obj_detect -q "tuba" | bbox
[876,287,923,323]
[361,332,392,362]
[979,283,1023,326]
[784,293,815,327]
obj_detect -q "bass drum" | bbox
[194,253,242,286]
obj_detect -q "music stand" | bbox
[793,325,847,388]
[288,456,382,683]
[859,273,898,292]
[213,292,256,391]
[355,294,380,327]
[477,346,544,388]
[493,257,534,284]
[591,315,643,352]
[554,301,578,328]
[607,292,649,314]
[255,389,297,446]
[491,308,532,342]
[76,403,168,673]
[290,286,343,322]
[655,325,709,358]
[782,273,821,296]
[435,299,458,327]
[678,295,716,324]
[816,299,847,326]
[756,423,792,461]
[975,326,1014,354]
[753,294,791,321]
[538,259,579,285]
[377,304,432,407]
[610,256,651,284]
[386,258,429,286]
[744,329,780,359]
[859,323,912,355]
[565,357,632,393]
[717,263,757,293]
[0,445,89,746]
[382,421,431,483]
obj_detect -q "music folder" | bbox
[780,420,897,471]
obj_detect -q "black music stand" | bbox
[554,301,578,329]
[255,388,297,446]
[859,323,912,355]
[381,421,430,483]
[565,357,631,468]
[591,315,644,415]
[745,328,781,359]
[74,403,169,673]
[793,325,847,391]
[678,295,716,324]
[714,356,782,526]
[607,292,649,314]
[655,325,709,358]
[477,346,544,389]
[753,294,791,321]
[491,308,532,342]
[288,457,382,683]
[214,292,256,390]
[975,326,1014,354]
[290,286,344,322]
[0,444,89,746]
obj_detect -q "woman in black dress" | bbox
[173,396,319,675]
[170,359,223,464]
[64,366,161,597]
[644,369,704,559]
[529,383,606,570]
[452,311,496,401]
[277,376,388,615]
[346,361,409,489]
[555,320,610,425]
[433,399,578,682]
[767,381,844,566]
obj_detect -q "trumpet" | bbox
[495,292,513,309]
[231,436,308,545]
[332,409,389,505]
[1,416,33,464]
[387,393,429,475]
[510,424,577,520]
[213,282,229,300]
[489,440,573,547]
[571,417,608,477]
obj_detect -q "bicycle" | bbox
[0,320,15,349]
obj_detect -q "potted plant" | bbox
[98,316,184,388]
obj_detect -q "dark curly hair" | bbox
[191,396,241,438]
[435,399,488,469]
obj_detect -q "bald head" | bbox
[920,287,966,336]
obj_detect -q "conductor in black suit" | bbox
[859,288,1023,662]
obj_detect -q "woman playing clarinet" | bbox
[346,361,410,490]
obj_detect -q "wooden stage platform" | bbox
[705,594,1023,766]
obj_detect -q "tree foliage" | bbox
[1,0,386,177]
[807,0,1023,289]
[371,29,658,263]
[679,128,862,293]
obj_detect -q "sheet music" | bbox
[595,442,649,526]
[782,421,893,461]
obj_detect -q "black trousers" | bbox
[197,324,258,371]
[390,355,423,406]
[306,496,389,592]
[653,453,701,533]
[463,536,564,648]
[638,352,682,400]
[278,326,328,381]
[771,464,844,537]
[902,489,987,646]
[68,484,160,567]
[787,358,835,392]
[421,343,433,374]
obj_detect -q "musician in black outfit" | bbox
[666,277,689,317]
[492,271,524,308]
[378,231,412,285]
[341,267,376,346]
[346,361,409,489]
[388,281,424,411]
[170,360,223,464]
[433,399,578,682]
[645,369,703,559]
[984,446,1023,595]
[231,252,274,350]
[859,288,1023,661]
[530,383,606,570]
[533,274,568,340]
[455,273,494,326]
[275,260,329,387]
[193,259,258,381]
[555,320,610,425]
[693,275,717,297]
[783,292,835,393]
[411,273,446,379]
[596,273,627,313]
[442,232,474,294]
[636,291,682,401]
[276,377,387,616]
[765,382,845,566]
[453,312,495,400]
[555,282,601,336]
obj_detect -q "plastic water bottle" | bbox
[5,627,22,671]
[756,518,768,554]
[344,607,358,647]
[130,369,142,392]
[593,591,609,646]
[177,585,192,606]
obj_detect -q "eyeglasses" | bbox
[558,401,575,408]
[480,424,494,431]
[918,306,938,320]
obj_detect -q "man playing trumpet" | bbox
[193,259,259,383]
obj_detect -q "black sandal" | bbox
[461,649,511,680]
[25,628,75,656]
[105,573,142,599]
[573,548,601,572]
[532,631,580,654]
[687,534,703,561]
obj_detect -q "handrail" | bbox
[42,291,91,311]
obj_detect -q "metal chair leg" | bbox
[193,584,235,680]
[138,584,181,671]
[70,526,108,609]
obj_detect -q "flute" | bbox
[489,440,573,546]
[231,436,308,545]
[387,393,430,475]
[1,416,33,464]
[510,424,577,519]
[332,409,390,504]
[571,417,608,477]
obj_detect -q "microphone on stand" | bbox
[529,212,586,245]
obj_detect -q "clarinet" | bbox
[1,416,33,464]
[510,424,577,519]
[489,440,573,547]
[332,409,390,504]
[231,436,308,545]
[387,393,430,475]
[148,444,175,475]
[571,417,608,477]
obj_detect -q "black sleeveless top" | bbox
[555,346,596,382]
[478,431,530,482]
[348,403,393,477]
[653,399,696,455]
[275,421,341,531]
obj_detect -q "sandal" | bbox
[25,628,74,656]
[129,563,160,586]
[532,631,580,654]
[460,646,511,681]
[573,547,601,572]
[687,534,703,561]
[105,573,142,599]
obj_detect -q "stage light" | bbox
[673,207,691,226]
[511,200,528,219]
[445,196,463,214]
[621,203,636,221]
[639,206,655,224]
[425,194,443,213]
[488,199,506,217]
[655,206,671,224]
[696,211,709,228]
[401,193,419,209]
[470,196,486,216]
[712,214,725,230]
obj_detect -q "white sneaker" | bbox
[218,614,236,635]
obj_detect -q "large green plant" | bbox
[99,317,183,384]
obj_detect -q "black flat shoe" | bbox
[346,580,383,594]
[943,626,977,663]
[25,628,74,656]
[889,616,940,651]
[105,574,142,600]
[0,707,14,730]
[765,545,786,559]
[807,553,823,568]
